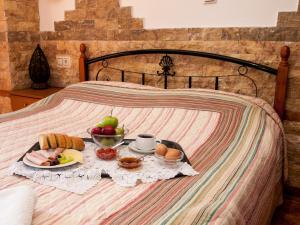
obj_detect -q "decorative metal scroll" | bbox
[94,56,259,96]
[238,65,258,97]
[157,55,175,77]
[87,49,279,97]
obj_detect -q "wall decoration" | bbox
[28,44,50,89]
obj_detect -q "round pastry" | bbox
[155,143,168,156]
[165,148,181,160]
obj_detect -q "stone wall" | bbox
[38,1,300,115]
[0,0,11,112]
[0,0,40,112]
[5,0,40,89]
[0,0,10,91]
[0,0,299,187]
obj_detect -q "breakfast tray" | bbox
[17,138,191,179]
[10,138,198,193]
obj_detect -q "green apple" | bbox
[115,127,124,135]
[101,138,115,146]
[102,116,118,128]
[96,122,105,128]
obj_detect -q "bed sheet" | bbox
[0,81,285,225]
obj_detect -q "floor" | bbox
[271,191,300,225]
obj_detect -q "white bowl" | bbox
[154,151,184,166]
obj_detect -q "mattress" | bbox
[0,81,286,225]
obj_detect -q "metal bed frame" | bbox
[79,44,290,120]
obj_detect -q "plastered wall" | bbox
[39,0,299,30]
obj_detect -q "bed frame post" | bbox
[79,43,87,82]
[274,46,290,120]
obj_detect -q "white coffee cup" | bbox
[135,134,161,151]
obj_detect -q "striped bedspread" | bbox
[0,81,285,225]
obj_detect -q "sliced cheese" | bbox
[62,149,84,163]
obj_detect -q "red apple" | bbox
[91,127,102,135]
[102,125,116,135]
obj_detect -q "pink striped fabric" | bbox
[0,81,285,225]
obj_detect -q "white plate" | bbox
[23,155,79,169]
[128,141,155,154]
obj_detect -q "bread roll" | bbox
[64,135,73,149]
[38,132,85,151]
[47,133,57,149]
[165,148,181,160]
[55,134,66,148]
[71,137,85,151]
[39,134,49,150]
[155,144,168,156]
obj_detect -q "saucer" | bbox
[128,141,155,154]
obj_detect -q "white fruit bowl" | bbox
[87,128,128,148]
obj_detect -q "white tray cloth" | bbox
[8,142,198,194]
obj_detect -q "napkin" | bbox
[0,185,37,225]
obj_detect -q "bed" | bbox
[0,44,290,225]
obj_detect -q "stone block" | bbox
[118,18,143,30]
[65,10,83,21]
[284,121,300,135]
[286,134,300,188]
[278,12,300,27]
[7,31,40,42]
[96,0,119,9]
[0,20,6,31]
[0,96,12,114]
[119,7,132,19]
[75,0,87,9]
[95,19,118,30]
[54,20,95,32]
[0,31,6,41]
[98,8,119,20]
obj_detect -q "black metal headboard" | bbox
[79,44,290,119]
